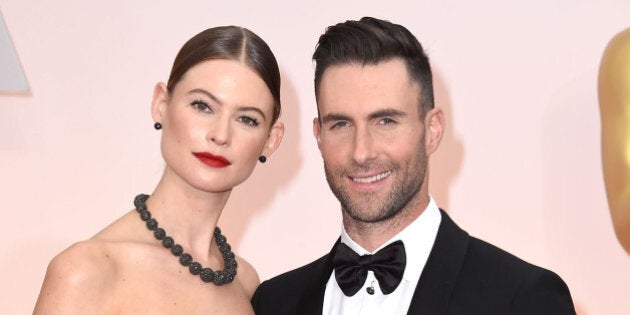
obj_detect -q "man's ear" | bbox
[261,121,285,158]
[424,108,445,155]
[151,82,169,125]
[313,117,323,151]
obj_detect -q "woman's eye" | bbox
[239,116,260,127]
[191,100,211,112]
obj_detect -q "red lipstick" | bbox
[193,152,231,168]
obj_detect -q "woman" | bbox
[33,26,284,314]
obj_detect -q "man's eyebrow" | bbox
[368,108,406,120]
[188,88,223,105]
[321,113,353,124]
[321,109,407,124]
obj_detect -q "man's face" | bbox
[313,58,431,224]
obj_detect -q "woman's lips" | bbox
[193,152,231,168]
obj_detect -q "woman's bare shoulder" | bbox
[33,240,119,314]
[235,255,260,298]
[33,212,144,314]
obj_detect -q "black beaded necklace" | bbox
[133,194,237,285]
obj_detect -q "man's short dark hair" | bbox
[313,17,434,116]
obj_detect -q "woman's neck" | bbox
[144,168,232,260]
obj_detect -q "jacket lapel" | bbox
[407,210,469,315]
[296,239,340,315]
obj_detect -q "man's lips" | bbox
[350,171,392,184]
[193,152,231,168]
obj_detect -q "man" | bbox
[252,17,576,314]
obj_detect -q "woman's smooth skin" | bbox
[599,27,630,254]
[33,58,284,314]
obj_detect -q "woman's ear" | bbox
[424,108,445,155]
[261,121,285,158]
[151,82,169,124]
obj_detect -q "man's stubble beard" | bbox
[323,143,428,225]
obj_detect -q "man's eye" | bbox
[378,118,396,125]
[330,121,350,129]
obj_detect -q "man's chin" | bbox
[343,206,399,224]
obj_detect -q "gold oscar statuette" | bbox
[598,27,630,254]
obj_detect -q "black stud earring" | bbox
[258,155,267,163]
[154,122,162,130]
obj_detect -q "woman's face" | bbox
[152,59,283,193]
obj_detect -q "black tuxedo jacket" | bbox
[252,211,576,314]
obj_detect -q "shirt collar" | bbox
[340,196,442,283]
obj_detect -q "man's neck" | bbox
[342,197,429,252]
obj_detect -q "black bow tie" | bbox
[332,240,406,296]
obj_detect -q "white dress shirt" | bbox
[322,197,442,315]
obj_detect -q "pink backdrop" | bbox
[1,1,628,314]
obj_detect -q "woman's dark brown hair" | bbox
[167,26,281,124]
